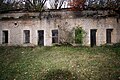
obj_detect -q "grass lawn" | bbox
[0,46,120,80]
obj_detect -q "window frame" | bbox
[106,29,113,44]
[2,30,8,44]
[52,30,58,44]
[23,30,30,44]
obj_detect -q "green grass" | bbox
[0,46,120,80]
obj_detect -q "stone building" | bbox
[0,10,120,46]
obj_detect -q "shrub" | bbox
[75,27,86,45]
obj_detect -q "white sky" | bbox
[3,0,69,9]
[45,0,69,9]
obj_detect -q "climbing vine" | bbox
[75,27,86,44]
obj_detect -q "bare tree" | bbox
[49,0,65,9]
[24,0,47,11]
[0,0,16,11]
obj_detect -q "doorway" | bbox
[90,29,97,47]
[38,30,44,46]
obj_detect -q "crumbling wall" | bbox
[56,17,119,46]
[0,10,119,46]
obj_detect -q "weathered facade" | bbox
[0,10,120,46]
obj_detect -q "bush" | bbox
[75,27,86,44]
[113,43,120,48]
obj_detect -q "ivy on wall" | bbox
[75,27,86,44]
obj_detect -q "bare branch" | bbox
[49,0,65,9]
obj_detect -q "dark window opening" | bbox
[106,29,113,44]
[38,30,44,46]
[52,30,58,43]
[2,30,8,44]
[24,30,30,43]
[90,29,97,47]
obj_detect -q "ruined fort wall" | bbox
[0,11,119,46]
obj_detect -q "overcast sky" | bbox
[3,0,69,8]
[45,0,69,9]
